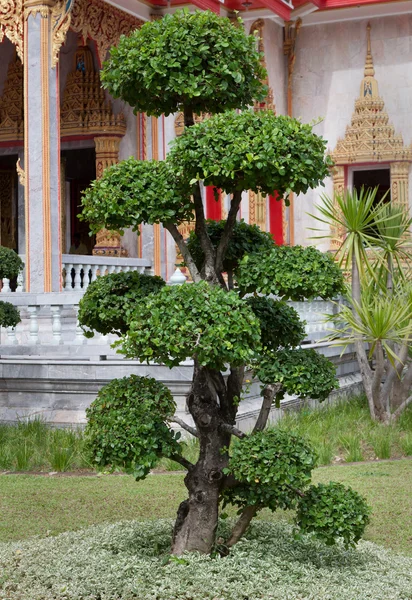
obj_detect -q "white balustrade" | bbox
[6,326,17,345]
[50,305,63,345]
[61,255,151,290]
[27,306,39,345]
[1,278,11,293]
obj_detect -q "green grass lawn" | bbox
[1,459,411,555]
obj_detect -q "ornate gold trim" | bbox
[250,19,275,113]
[0,0,24,61]
[93,135,127,257]
[331,24,412,166]
[69,0,143,65]
[0,51,23,142]
[16,157,25,186]
[51,0,73,68]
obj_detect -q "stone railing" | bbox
[0,290,337,350]
[0,255,152,293]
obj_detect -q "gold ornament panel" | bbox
[70,0,143,65]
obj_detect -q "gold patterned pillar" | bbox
[249,191,267,231]
[92,136,127,257]
[390,162,410,209]
[331,165,345,251]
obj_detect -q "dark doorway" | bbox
[352,168,391,204]
[61,147,96,255]
[0,154,19,251]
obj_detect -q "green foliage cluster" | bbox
[85,375,180,480]
[255,348,339,402]
[169,111,332,197]
[223,429,316,511]
[78,270,165,337]
[101,10,266,117]
[0,301,20,329]
[236,245,344,300]
[120,281,261,369]
[80,158,193,234]
[224,429,370,547]
[0,247,24,281]
[296,482,371,548]
[246,296,305,351]
[186,219,274,273]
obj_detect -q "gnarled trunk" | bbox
[171,361,243,555]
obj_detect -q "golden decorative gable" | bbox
[69,0,143,65]
[0,51,23,142]
[332,23,412,165]
[60,43,126,138]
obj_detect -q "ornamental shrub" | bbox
[120,280,261,369]
[81,158,193,235]
[296,482,371,548]
[223,429,316,512]
[78,270,165,337]
[169,111,332,197]
[255,348,339,403]
[246,296,305,351]
[236,244,344,300]
[102,10,266,117]
[186,219,274,273]
[85,375,181,480]
[0,247,24,281]
[0,301,20,328]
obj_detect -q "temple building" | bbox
[0,0,411,424]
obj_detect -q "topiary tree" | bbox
[0,247,24,282]
[79,10,370,556]
[0,301,20,329]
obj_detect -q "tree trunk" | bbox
[171,361,242,555]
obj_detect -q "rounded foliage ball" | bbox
[255,348,338,403]
[223,429,316,512]
[0,301,20,328]
[81,158,193,233]
[236,245,344,300]
[246,296,305,351]
[85,375,180,480]
[120,281,261,369]
[296,482,371,548]
[186,219,274,274]
[0,247,24,281]
[170,111,332,196]
[78,271,165,337]
[102,10,266,116]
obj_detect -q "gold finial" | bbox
[364,22,375,77]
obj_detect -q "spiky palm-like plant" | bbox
[314,187,412,423]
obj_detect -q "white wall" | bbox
[291,14,412,249]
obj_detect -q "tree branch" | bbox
[164,222,202,283]
[226,505,258,549]
[192,182,219,284]
[220,423,247,439]
[170,454,195,471]
[392,393,412,421]
[169,416,199,438]
[215,190,243,276]
[253,383,281,433]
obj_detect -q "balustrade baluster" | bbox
[50,305,63,345]
[66,263,74,289]
[16,272,24,292]
[73,306,86,345]
[73,265,83,291]
[91,265,99,282]
[27,306,39,345]
[1,279,11,293]
[6,326,18,345]
[84,265,92,290]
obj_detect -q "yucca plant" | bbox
[313,187,412,423]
